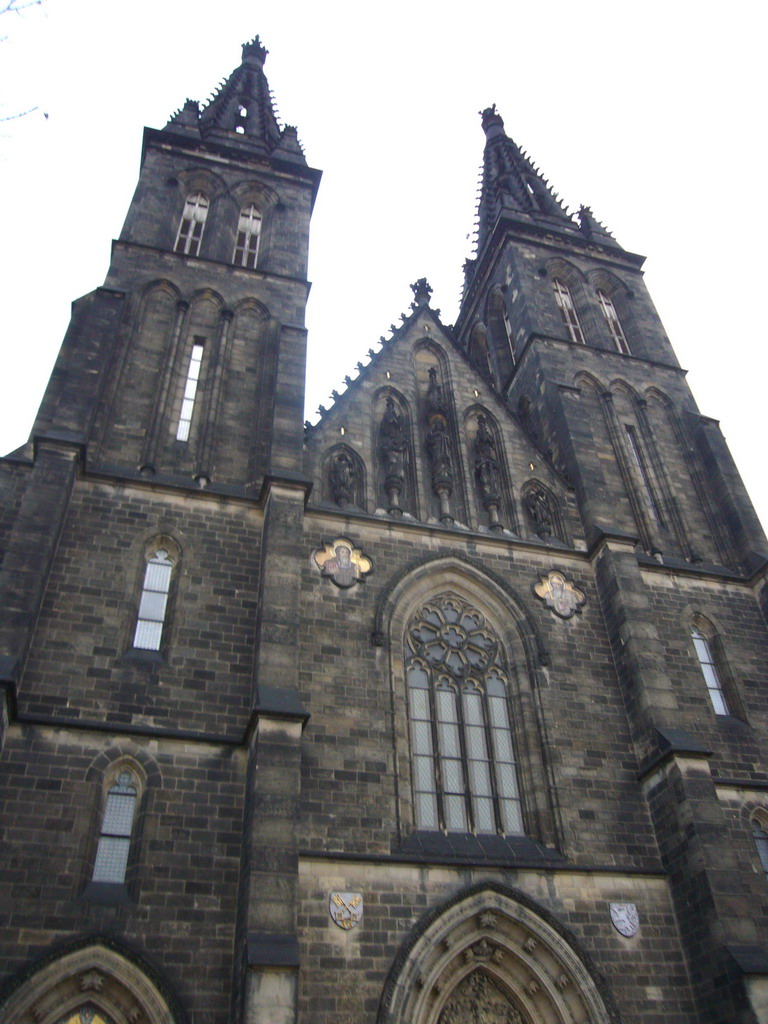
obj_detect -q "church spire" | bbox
[476,105,573,251]
[196,36,282,154]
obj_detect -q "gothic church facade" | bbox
[1,38,768,1024]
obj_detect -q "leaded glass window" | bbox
[176,340,205,441]
[174,191,209,256]
[752,819,768,878]
[57,1006,116,1024]
[406,595,523,835]
[553,278,585,345]
[597,289,630,354]
[92,770,138,883]
[233,203,262,268]
[691,625,729,715]
[133,548,173,651]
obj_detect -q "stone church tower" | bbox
[1,39,767,1024]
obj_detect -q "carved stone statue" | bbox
[378,396,408,514]
[427,417,454,490]
[524,484,554,539]
[329,451,356,509]
[474,415,502,530]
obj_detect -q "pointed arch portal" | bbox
[378,886,620,1024]
[1,942,182,1024]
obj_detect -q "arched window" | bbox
[553,278,585,344]
[233,203,262,268]
[133,547,175,651]
[691,622,729,715]
[406,594,523,835]
[92,767,139,884]
[752,817,768,878]
[597,289,630,353]
[174,191,209,256]
[176,338,205,441]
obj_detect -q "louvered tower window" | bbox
[176,341,205,441]
[597,290,630,354]
[174,192,209,256]
[406,595,523,835]
[691,625,729,715]
[133,549,174,651]
[553,279,585,344]
[92,769,138,883]
[234,204,262,268]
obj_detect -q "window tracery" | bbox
[233,203,262,267]
[552,278,585,345]
[406,595,522,835]
[174,191,209,256]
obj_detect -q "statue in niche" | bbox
[474,416,501,502]
[524,484,555,539]
[426,416,455,523]
[426,365,447,417]
[329,451,357,509]
[438,971,524,1024]
[378,396,408,515]
[474,416,503,530]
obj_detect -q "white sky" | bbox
[1,0,766,535]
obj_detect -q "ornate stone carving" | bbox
[478,910,498,929]
[474,415,503,530]
[464,938,497,961]
[533,570,586,619]
[438,971,524,1024]
[379,396,408,515]
[556,972,571,990]
[313,538,372,589]
[79,970,105,992]
[329,450,357,509]
[523,483,555,539]
[609,902,639,937]
[523,936,538,954]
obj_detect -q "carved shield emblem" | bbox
[609,902,639,937]
[329,891,363,930]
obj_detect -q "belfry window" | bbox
[691,624,729,715]
[553,278,585,344]
[233,204,262,268]
[176,340,205,441]
[174,191,209,256]
[406,595,523,835]
[133,548,174,651]
[92,769,138,884]
[597,290,630,353]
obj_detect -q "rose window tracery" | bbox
[406,595,523,836]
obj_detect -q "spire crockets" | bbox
[476,105,573,250]
[165,37,305,160]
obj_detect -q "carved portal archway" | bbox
[378,885,620,1024]
[1,943,182,1024]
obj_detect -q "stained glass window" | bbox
[174,191,209,256]
[57,1005,116,1024]
[92,770,138,883]
[406,595,523,835]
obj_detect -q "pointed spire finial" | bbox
[242,36,268,65]
[480,104,505,139]
[410,278,433,309]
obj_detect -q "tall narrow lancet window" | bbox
[752,818,768,879]
[233,204,262,268]
[133,548,174,651]
[553,278,585,344]
[406,595,523,835]
[597,290,630,353]
[691,624,729,715]
[625,425,666,528]
[176,341,205,441]
[92,769,139,883]
[174,191,209,256]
